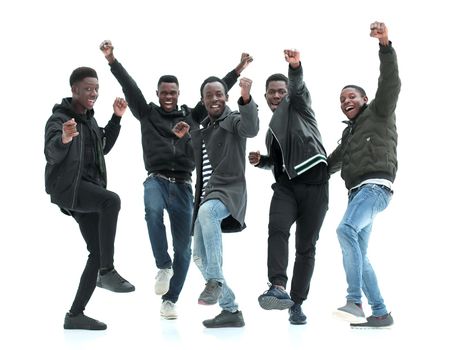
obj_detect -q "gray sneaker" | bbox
[203,310,245,328]
[64,312,107,330]
[350,313,394,329]
[333,301,366,323]
[258,285,294,310]
[96,269,135,293]
[198,279,222,305]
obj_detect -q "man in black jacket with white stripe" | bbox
[249,49,328,325]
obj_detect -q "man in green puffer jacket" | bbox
[328,21,400,329]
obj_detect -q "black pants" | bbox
[68,180,121,315]
[267,174,328,304]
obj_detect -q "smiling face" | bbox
[72,77,99,113]
[202,81,228,120]
[340,87,368,119]
[265,80,288,112]
[157,82,180,112]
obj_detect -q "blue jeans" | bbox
[143,176,193,303]
[193,199,238,313]
[336,183,392,317]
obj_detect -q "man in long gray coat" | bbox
[173,75,259,328]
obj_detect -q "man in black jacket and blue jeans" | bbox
[44,67,135,330]
[249,49,328,325]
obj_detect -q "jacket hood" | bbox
[52,98,94,121]
[152,102,189,119]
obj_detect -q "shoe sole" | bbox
[333,310,367,324]
[203,322,245,328]
[64,324,107,330]
[258,295,294,310]
[96,282,135,293]
[160,314,178,320]
[289,319,307,325]
[350,324,393,329]
[198,299,217,305]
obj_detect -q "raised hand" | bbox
[370,21,389,46]
[99,40,115,64]
[172,121,190,139]
[113,97,128,117]
[239,77,252,104]
[248,151,261,165]
[62,118,79,144]
[284,49,300,69]
[235,52,254,75]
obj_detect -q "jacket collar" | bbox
[343,103,368,124]
[153,103,190,118]
[201,105,232,128]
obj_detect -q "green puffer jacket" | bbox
[327,43,401,190]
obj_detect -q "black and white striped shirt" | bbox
[201,139,213,199]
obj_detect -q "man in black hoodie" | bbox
[44,67,135,330]
[99,40,252,320]
[249,49,328,325]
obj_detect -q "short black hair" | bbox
[342,84,367,97]
[158,75,179,88]
[265,73,288,90]
[200,76,228,98]
[69,67,98,87]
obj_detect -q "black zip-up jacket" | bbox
[109,60,240,180]
[44,98,121,210]
[257,63,327,179]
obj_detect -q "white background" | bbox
[1,0,450,349]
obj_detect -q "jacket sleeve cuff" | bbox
[111,114,122,124]
[379,41,393,53]
[288,62,302,71]
[237,95,253,106]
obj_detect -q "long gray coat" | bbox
[191,98,259,232]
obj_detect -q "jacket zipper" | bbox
[70,125,84,209]
[269,126,290,180]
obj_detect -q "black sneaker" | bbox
[350,313,394,329]
[96,268,135,293]
[258,285,294,310]
[289,303,307,325]
[203,310,245,328]
[64,312,107,330]
[198,279,222,305]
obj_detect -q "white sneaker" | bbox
[160,300,177,320]
[155,268,173,295]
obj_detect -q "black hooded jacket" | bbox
[44,98,121,210]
